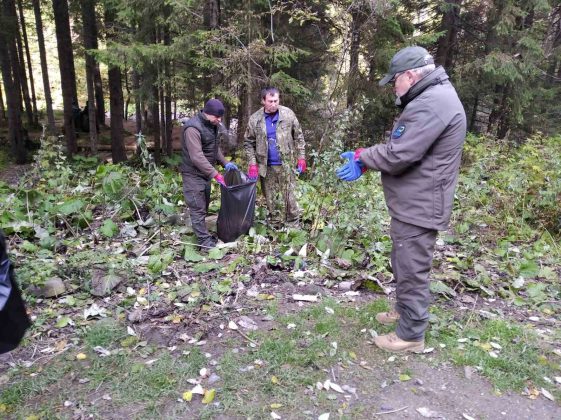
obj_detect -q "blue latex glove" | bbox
[336,151,364,181]
[225,162,238,171]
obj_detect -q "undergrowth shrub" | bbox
[458,133,561,237]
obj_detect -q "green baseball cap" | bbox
[379,46,435,86]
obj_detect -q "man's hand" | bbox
[214,173,226,186]
[336,151,365,181]
[248,164,259,180]
[225,162,238,171]
[297,159,307,174]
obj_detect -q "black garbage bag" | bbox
[217,170,257,243]
[0,230,31,354]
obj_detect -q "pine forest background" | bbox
[1,0,561,166]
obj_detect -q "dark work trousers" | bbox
[182,174,212,245]
[390,218,438,342]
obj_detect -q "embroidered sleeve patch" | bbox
[392,125,406,139]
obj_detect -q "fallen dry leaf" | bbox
[416,407,442,418]
[541,388,555,401]
[191,384,205,395]
[202,389,216,404]
[328,382,344,394]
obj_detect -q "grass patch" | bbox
[4,298,559,417]
[0,357,74,416]
[429,308,561,399]
[83,318,128,349]
[202,297,390,418]
[1,318,209,418]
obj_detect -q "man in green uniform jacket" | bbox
[244,87,306,227]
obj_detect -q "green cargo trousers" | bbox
[181,174,213,246]
[260,165,300,225]
[390,218,438,342]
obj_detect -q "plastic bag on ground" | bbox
[217,170,257,242]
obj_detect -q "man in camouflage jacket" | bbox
[244,87,306,226]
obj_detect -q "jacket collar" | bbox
[260,105,288,122]
[395,66,449,109]
[198,111,216,129]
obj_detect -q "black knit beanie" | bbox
[202,99,225,117]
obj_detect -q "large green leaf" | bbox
[99,219,119,238]
[57,199,85,216]
[184,245,204,262]
[148,250,175,274]
[430,280,457,298]
[208,247,227,260]
[518,259,539,278]
[193,262,221,273]
[102,171,125,196]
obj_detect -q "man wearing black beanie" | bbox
[180,99,238,250]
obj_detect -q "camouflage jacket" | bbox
[243,105,305,177]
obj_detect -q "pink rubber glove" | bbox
[297,159,306,174]
[248,164,259,180]
[354,148,367,173]
[213,173,226,186]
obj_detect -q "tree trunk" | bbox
[87,5,105,127]
[0,0,26,163]
[435,0,462,69]
[165,82,172,156]
[108,66,126,162]
[94,63,105,125]
[469,94,479,132]
[81,0,98,154]
[31,0,55,133]
[52,0,77,156]
[17,0,38,126]
[82,0,105,128]
[13,0,33,127]
[151,84,161,165]
[236,83,249,149]
[204,0,220,29]
[132,70,142,134]
[346,7,365,108]
[105,5,127,163]
[203,0,220,96]
[0,82,6,124]
[124,68,130,120]
[496,85,512,139]
[163,22,172,156]
[159,84,166,155]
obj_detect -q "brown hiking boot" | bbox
[375,310,400,325]
[373,332,424,354]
